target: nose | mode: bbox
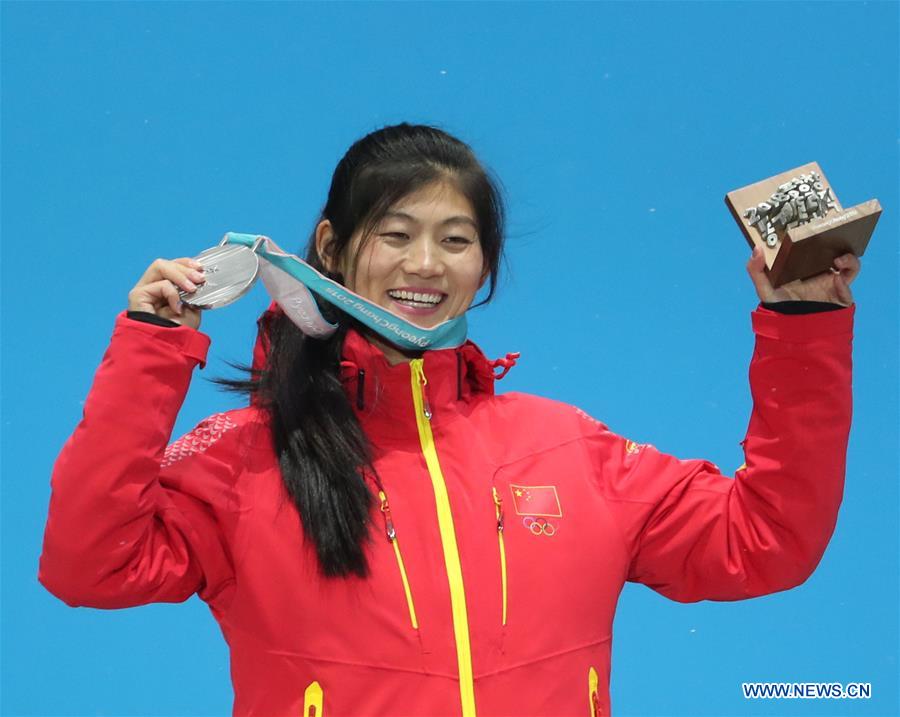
[402,236,444,278]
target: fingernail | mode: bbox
[185,281,197,291]
[191,271,205,281]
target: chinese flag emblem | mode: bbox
[509,484,562,518]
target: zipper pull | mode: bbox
[589,666,601,716]
[411,359,432,420]
[492,486,504,532]
[378,490,396,541]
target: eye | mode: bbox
[381,232,409,241]
[445,236,474,245]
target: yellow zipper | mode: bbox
[492,487,508,626]
[303,680,323,716]
[588,666,600,716]
[410,358,476,717]
[378,489,419,629]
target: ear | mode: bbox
[315,220,338,273]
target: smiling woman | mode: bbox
[38,123,859,717]
[316,180,489,364]
[220,124,508,579]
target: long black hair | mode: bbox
[223,123,506,577]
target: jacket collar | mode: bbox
[339,328,499,444]
[252,303,518,444]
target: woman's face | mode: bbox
[323,181,487,332]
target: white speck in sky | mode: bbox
[439,69,447,75]
[649,208,656,213]
[689,628,696,633]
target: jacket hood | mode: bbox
[251,301,281,376]
[250,302,519,413]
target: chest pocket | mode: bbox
[491,478,568,623]
[490,480,565,629]
[489,446,623,653]
[377,489,419,630]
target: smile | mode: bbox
[387,289,446,307]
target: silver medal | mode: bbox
[180,243,260,309]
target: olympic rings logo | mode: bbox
[522,516,557,537]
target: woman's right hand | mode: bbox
[127,257,206,329]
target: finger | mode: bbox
[833,253,860,285]
[137,258,167,286]
[156,260,203,293]
[161,281,184,315]
[138,258,205,290]
[129,278,184,314]
[173,256,206,273]
[833,272,854,306]
[183,263,206,286]
[746,246,774,302]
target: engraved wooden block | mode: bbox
[725,161,881,287]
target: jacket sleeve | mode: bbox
[602,303,853,602]
[38,313,239,611]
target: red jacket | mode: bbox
[39,304,854,716]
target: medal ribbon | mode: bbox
[223,232,468,350]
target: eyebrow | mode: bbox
[382,211,478,230]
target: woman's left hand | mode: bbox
[746,246,861,306]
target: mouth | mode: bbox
[386,288,447,314]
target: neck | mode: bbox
[364,332,424,366]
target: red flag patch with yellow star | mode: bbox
[509,484,562,518]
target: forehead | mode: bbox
[384,182,476,224]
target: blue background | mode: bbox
[2,2,897,715]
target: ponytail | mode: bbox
[217,312,374,577]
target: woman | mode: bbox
[38,123,860,716]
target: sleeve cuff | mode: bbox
[113,311,211,368]
[126,310,181,328]
[761,300,844,315]
[752,302,855,342]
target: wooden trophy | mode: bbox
[725,162,881,287]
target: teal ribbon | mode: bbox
[224,232,469,350]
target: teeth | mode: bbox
[388,290,443,304]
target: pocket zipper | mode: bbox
[589,666,601,716]
[303,680,323,717]
[492,486,508,626]
[379,489,419,630]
